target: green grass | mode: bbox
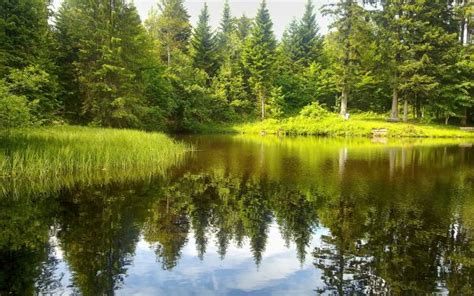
[0,126,189,194]
[208,113,474,138]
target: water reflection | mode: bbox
[0,136,473,295]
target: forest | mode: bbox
[0,0,473,132]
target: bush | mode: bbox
[298,102,330,120]
[6,65,59,123]
[0,81,31,128]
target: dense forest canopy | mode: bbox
[0,0,473,131]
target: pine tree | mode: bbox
[216,0,236,67]
[242,0,277,120]
[0,0,50,74]
[280,20,301,64]
[323,0,373,115]
[398,1,459,120]
[144,0,191,66]
[55,0,158,127]
[372,0,406,120]
[298,0,324,66]
[236,15,253,41]
[277,1,325,112]
[191,3,218,79]
[219,0,234,39]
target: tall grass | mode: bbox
[223,114,474,138]
[0,126,189,196]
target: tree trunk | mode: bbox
[340,87,348,116]
[261,93,265,121]
[391,87,399,120]
[461,107,468,126]
[403,100,408,122]
[445,116,449,125]
[167,46,171,67]
[415,97,422,119]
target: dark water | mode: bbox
[1,135,473,295]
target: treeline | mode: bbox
[0,0,473,131]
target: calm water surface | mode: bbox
[1,135,473,295]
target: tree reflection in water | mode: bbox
[0,137,473,294]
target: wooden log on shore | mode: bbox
[460,127,474,132]
[371,128,388,137]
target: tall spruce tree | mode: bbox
[55,0,158,127]
[298,0,324,66]
[218,0,234,42]
[323,0,372,115]
[216,0,236,66]
[280,20,302,64]
[0,0,50,74]
[191,3,218,79]
[236,15,253,41]
[372,0,406,120]
[242,0,276,120]
[144,0,191,66]
[397,1,459,120]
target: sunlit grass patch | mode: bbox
[0,126,189,193]
[224,115,474,138]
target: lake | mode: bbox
[1,135,473,295]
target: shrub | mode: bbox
[299,102,330,120]
[0,81,31,128]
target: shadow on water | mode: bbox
[0,135,473,295]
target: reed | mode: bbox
[0,126,189,195]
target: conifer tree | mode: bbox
[323,0,372,115]
[55,0,158,127]
[236,15,253,41]
[144,0,191,66]
[298,0,324,65]
[0,0,50,74]
[242,0,277,120]
[218,0,234,41]
[398,1,459,120]
[191,3,218,79]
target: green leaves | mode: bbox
[0,81,31,128]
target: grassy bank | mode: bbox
[0,126,189,187]
[206,114,474,138]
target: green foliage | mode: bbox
[144,0,191,65]
[241,0,277,120]
[5,65,58,123]
[236,15,253,40]
[299,102,330,120]
[266,86,286,119]
[228,115,474,138]
[211,61,251,121]
[280,0,323,66]
[0,81,31,128]
[167,53,214,131]
[0,0,51,74]
[1,0,473,131]
[190,3,218,78]
[323,1,378,115]
[55,0,161,128]
[216,0,236,64]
